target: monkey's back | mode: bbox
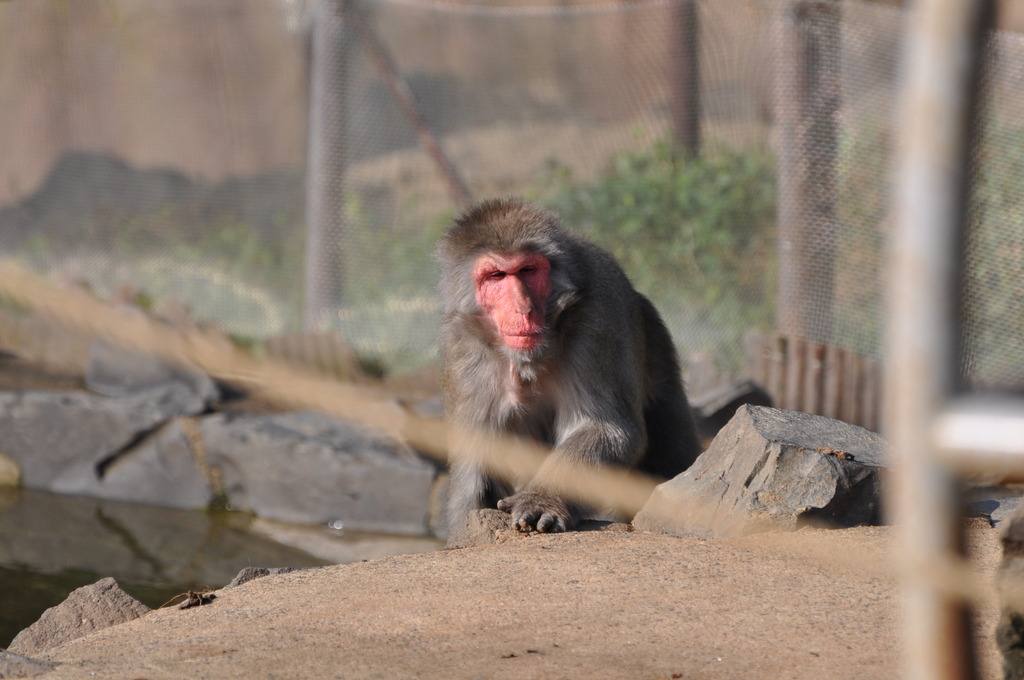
[634,292,702,478]
[561,235,702,479]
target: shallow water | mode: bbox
[0,488,441,647]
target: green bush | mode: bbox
[341,192,452,304]
[537,140,777,369]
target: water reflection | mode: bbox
[0,488,441,647]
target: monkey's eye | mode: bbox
[519,266,536,274]
[489,271,507,279]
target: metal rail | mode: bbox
[888,0,1002,678]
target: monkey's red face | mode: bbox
[473,252,552,351]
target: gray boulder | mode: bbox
[692,379,773,445]
[634,405,886,538]
[969,495,1022,528]
[200,411,438,535]
[7,577,150,657]
[92,419,215,510]
[0,386,208,493]
[85,337,218,404]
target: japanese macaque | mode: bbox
[438,197,701,534]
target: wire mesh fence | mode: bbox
[0,0,1020,392]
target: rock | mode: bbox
[998,502,1024,678]
[692,379,773,446]
[968,495,1022,528]
[200,411,439,535]
[86,337,218,404]
[225,566,301,589]
[0,649,54,678]
[0,387,209,493]
[6,577,150,657]
[446,508,516,549]
[93,419,215,510]
[634,405,886,538]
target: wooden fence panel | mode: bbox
[262,331,361,381]
[822,343,842,419]
[742,329,884,432]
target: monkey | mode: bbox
[438,197,701,535]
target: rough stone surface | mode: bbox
[6,577,150,657]
[634,405,886,538]
[200,411,438,535]
[0,387,208,493]
[0,650,54,678]
[91,419,214,510]
[85,337,218,404]
[692,379,773,445]
[446,508,517,548]
[969,495,1022,528]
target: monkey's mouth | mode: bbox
[502,333,543,351]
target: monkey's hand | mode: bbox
[497,490,578,533]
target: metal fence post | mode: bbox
[303,0,350,331]
[775,0,840,343]
[888,0,993,677]
[669,0,701,158]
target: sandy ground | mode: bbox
[23,520,1003,680]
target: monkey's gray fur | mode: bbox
[438,197,701,535]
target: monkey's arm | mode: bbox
[498,349,648,532]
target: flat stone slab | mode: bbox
[92,418,214,510]
[200,411,439,535]
[634,405,886,538]
[0,386,208,493]
[85,337,218,404]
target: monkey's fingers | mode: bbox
[497,493,571,533]
[535,512,567,533]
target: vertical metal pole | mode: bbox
[888,0,991,678]
[304,0,349,331]
[775,0,839,342]
[669,0,701,158]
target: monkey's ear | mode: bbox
[551,288,581,316]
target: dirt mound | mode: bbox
[25,523,1002,680]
